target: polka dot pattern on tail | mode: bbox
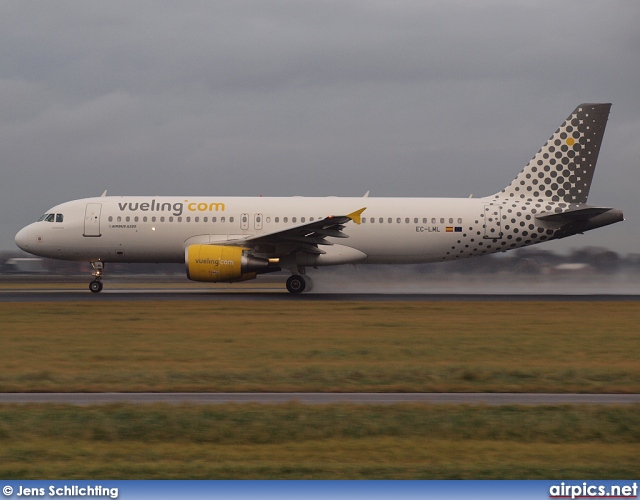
[494,104,611,204]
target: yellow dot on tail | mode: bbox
[566,137,575,146]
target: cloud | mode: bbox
[1,0,638,253]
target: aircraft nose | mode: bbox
[15,226,32,252]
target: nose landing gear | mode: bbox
[89,261,104,293]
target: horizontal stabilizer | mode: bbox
[535,206,613,224]
[536,206,623,237]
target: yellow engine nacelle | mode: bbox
[185,245,278,283]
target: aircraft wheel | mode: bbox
[286,275,306,294]
[89,280,103,293]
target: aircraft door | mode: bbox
[240,213,249,230]
[483,205,502,239]
[254,213,263,230]
[84,203,102,237]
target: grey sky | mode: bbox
[2,1,638,254]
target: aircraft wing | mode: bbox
[226,207,366,256]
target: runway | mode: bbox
[2,289,640,302]
[0,393,638,405]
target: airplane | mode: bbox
[15,103,623,294]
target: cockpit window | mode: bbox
[38,213,63,222]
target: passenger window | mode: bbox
[221,217,225,223]
[432,218,436,224]
[309,217,314,222]
[379,217,383,223]
[405,218,409,224]
[449,218,454,224]
[230,217,234,223]
[186,217,191,222]
[292,217,297,223]
[152,217,156,222]
[117,216,122,222]
[143,216,147,222]
[203,217,207,222]
[56,214,64,223]
[423,218,427,224]
[362,217,366,223]
[125,216,130,222]
[301,217,305,223]
[275,217,280,223]
[134,216,139,222]
[169,217,174,222]
[108,216,113,222]
[177,217,182,222]
[388,218,392,224]
[440,218,445,224]
[457,218,462,224]
[160,217,165,222]
[370,218,374,224]
[284,217,288,223]
[195,217,199,222]
[397,218,401,224]
[414,218,418,223]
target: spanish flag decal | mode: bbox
[446,227,453,232]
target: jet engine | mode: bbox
[185,245,279,282]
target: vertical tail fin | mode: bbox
[493,103,611,205]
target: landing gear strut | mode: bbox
[89,261,104,293]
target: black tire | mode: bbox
[89,280,103,293]
[286,275,306,294]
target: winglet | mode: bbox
[347,207,366,225]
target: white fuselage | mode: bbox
[15,195,518,265]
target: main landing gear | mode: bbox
[286,271,313,294]
[89,261,104,293]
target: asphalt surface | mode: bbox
[0,393,638,405]
[2,289,640,302]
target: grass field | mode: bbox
[1,403,638,479]
[0,301,638,392]
[1,299,639,479]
